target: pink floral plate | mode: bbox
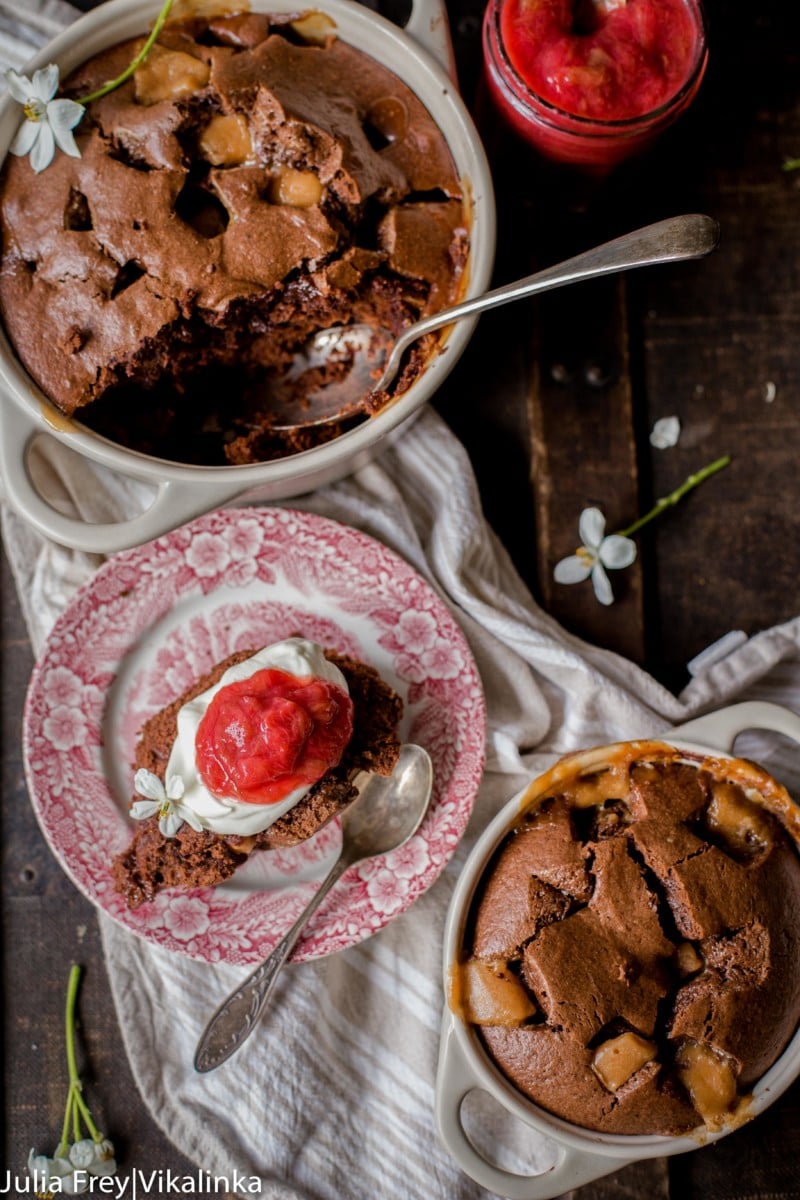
[23,507,486,965]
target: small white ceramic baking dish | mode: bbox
[436,701,800,1199]
[0,0,495,553]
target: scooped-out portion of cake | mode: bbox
[0,10,469,464]
[113,637,403,909]
[451,743,800,1135]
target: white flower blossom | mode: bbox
[650,415,681,449]
[28,1148,66,1197]
[5,65,84,173]
[67,1141,96,1170]
[72,1138,117,1178]
[131,768,203,838]
[28,1147,80,1195]
[29,1138,118,1195]
[553,506,637,606]
[90,1138,117,1172]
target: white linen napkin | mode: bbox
[6,410,800,1200]
[4,8,800,1198]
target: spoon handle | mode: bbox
[194,855,349,1073]
[379,213,719,389]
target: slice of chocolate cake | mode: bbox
[113,638,402,908]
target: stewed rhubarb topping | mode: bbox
[195,667,354,806]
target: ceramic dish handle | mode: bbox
[405,0,457,79]
[435,1018,634,1200]
[668,701,800,754]
[0,410,243,554]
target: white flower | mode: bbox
[553,507,637,606]
[29,1139,118,1196]
[70,1138,117,1178]
[130,768,203,838]
[90,1138,117,1171]
[650,415,681,449]
[69,1139,116,1175]
[6,65,84,173]
[28,1148,62,1196]
[68,1141,96,1170]
[28,1147,81,1195]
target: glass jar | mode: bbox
[481,0,709,172]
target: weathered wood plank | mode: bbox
[528,274,645,663]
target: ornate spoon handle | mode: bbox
[194,855,349,1073]
[377,214,719,391]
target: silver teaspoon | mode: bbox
[267,212,720,430]
[194,742,434,1072]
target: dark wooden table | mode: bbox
[4,0,800,1196]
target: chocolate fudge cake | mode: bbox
[0,10,469,463]
[113,637,402,908]
[452,743,800,1135]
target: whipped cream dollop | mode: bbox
[166,637,349,836]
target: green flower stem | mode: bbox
[56,1088,75,1159]
[79,0,175,104]
[62,964,103,1146]
[71,1081,101,1141]
[616,455,731,538]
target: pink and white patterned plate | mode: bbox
[23,508,486,965]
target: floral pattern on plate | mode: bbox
[23,508,486,965]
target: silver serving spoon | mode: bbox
[268,213,719,431]
[194,742,434,1073]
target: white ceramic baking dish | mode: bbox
[0,0,495,553]
[436,701,800,1199]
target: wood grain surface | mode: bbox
[4,0,800,1196]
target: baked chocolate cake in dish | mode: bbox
[0,9,469,464]
[113,636,403,908]
[452,743,800,1135]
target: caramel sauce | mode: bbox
[515,739,800,834]
[674,1041,738,1129]
[447,962,464,1020]
[572,764,631,808]
[701,753,800,840]
[707,779,774,857]
[518,740,680,815]
[39,398,75,433]
[432,176,474,361]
